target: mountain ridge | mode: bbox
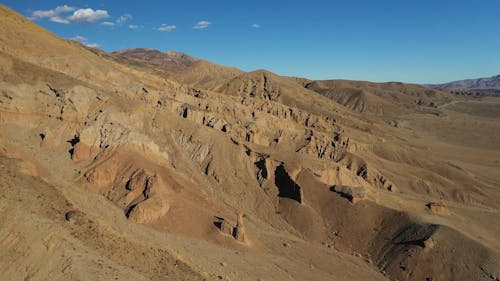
[429,74,500,92]
[113,48,199,68]
[1,3,500,281]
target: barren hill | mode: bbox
[0,3,499,281]
[305,80,454,116]
[174,59,244,89]
[111,50,244,90]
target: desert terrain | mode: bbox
[0,4,499,281]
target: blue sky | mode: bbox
[3,0,500,83]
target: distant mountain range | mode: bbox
[111,48,454,116]
[429,74,500,93]
[113,48,198,68]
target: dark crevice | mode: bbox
[203,159,212,175]
[143,177,152,199]
[213,220,223,229]
[329,185,354,202]
[47,84,64,98]
[125,179,132,191]
[180,105,188,118]
[125,204,137,218]
[356,164,368,180]
[244,145,252,156]
[255,159,268,179]
[254,158,268,187]
[67,135,80,157]
[67,135,80,146]
[245,131,252,142]
[274,164,302,203]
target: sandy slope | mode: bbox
[0,4,499,281]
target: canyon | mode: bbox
[0,4,499,281]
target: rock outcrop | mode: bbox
[215,212,247,243]
[233,212,246,242]
[426,202,451,216]
[330,185,366,204]
[1,4,499,281]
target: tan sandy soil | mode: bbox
[0,4,499,281]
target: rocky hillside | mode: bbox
[115,51,455,117]
[1,4,499,281]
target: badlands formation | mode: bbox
[1,4,500,281]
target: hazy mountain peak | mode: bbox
[430,74,500,93]
[112,48,198,67]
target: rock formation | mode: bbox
[426,202,451,216]
[331,185,366,204]
[215,212,247,243]
[0,4,499,281]
[233,212,246,242]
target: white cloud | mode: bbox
[85,43,100,48]
[50,16,70,24]
[70,35,87,43]
[193,20,211,29]
[30,5,110,25]
[66,8,110,23]
[158,24,176,32]
[128,24,143,30]
[251,23,261,28]
[30,5,75,20]
[116,14,132,24]
[69,35,100,48]
[101,21,115,26]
